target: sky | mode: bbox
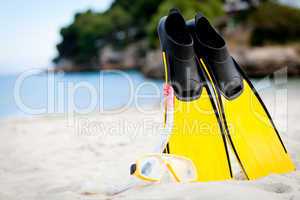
[283,0,300,8]
[0,0,299,74]
[0,0,113,74]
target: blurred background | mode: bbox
[1,0,300,118]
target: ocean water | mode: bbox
[0,69,299,121]
[0,70,164,118]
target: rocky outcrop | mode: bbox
[99,41,164,79]
[141,45,300,79]
[51,59,93,73]
[53,43,300,78]
[142,50,164,79]
[233,46,300,77]
[99,41,146,70]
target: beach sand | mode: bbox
[0,84,300,199]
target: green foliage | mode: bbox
[57,10,108,65]
[55,0,163,65]
[111,0,161,27]
[250,1,300,45]
[147,0,224,48]
[55,7,132,65]
[54,0,224,65]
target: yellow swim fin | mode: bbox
[158,9,232,181]
[188,13,295,180]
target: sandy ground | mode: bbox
[0,82,300,199]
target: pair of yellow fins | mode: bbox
[158,9,295,181]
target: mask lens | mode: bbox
[139,156,164,180]
[163,155,197,182]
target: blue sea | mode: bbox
[0,70,164,118]
[1,69,299,119]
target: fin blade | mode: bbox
[168,88,232,181]
[223,80,295,179]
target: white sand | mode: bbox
[0,82,300,199]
